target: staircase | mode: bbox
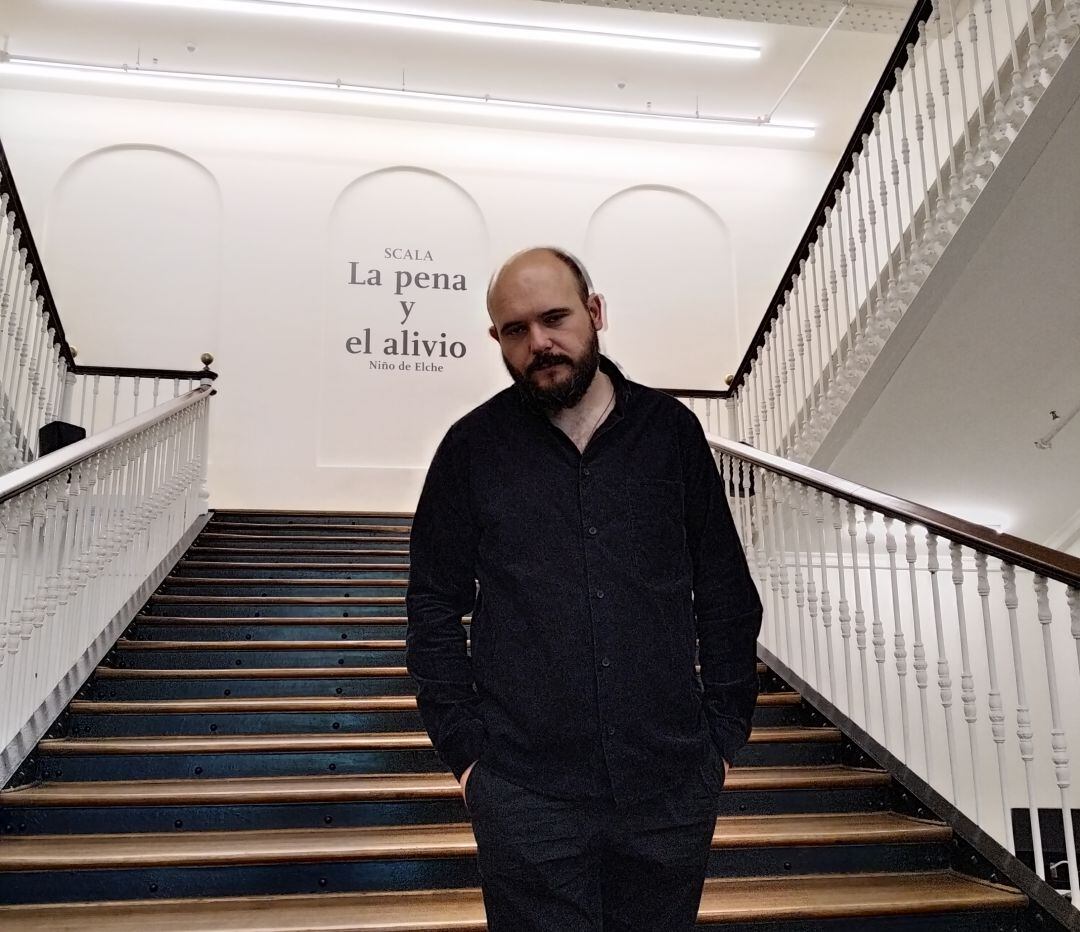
[0,510,1053,928]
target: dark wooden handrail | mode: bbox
[709,434,1080,589]
[727,0,935,395]
[0,135,215,384]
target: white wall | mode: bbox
[0,86,836,509]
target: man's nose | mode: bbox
[528,324,553,354]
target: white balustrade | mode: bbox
[711,434,1080,906]
[0,386,213,783]
[730,0,1080,463]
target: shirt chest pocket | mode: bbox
[627,478,689,589]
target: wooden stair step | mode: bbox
[163,578,409,587]
[97,663,766,679]
[134,615,414,625]
[0,871,1028,929]
[0,813,951,871]
[210,522,411,533]
[115,639,408,651]
[37,727,839,756]
[69,693,800,715]
[178,562,412,571]
[187,546,410,552]
[0,766,890,809]
[199,533,411,543]
[94,666,412,680]
[147,596,406,605]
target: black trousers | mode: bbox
[465,744,725,932]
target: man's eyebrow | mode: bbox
[498,308,573,335]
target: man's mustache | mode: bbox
[528,356,572,375]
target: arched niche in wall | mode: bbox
[584,186,737,389]
[45,145,222,368]
[320,166,492,471]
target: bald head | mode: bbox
[487,247,591,321]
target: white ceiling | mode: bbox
[0,0,906,151]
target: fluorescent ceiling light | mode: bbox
[91,0,760,59]
[0,56,814,139]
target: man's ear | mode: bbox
[488,325,499,342]
[588,293,606,330]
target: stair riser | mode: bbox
[210,514,414,527]
[0,842,951,905]
[186,551,410,564]
[66,704,804,738]
[0,786,894,838]
[68,710,427,737]
[126,623,413,640]
[82,677,418,700]
[141,603,407,618]
[195,538,410,550]
[155,585,408,597]
[86,671,781,700]
[0,787,895,837]
[170,567,411,579]
[109,648,408,668]
[38,742,841,782]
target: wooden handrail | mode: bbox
[0,386,212,506]
[709,433,1080,588]
[727,0,935,395]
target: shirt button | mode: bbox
[595,589,605,599]
[583,468,591,477]
[601,657,610,668]
[588,526,598,536]
[607,726,616,736]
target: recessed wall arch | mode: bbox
[584,184,738,388]
[46,144,222,368]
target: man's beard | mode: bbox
[504,328,601,414]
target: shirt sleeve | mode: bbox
[405,423,487,780]
[679,409,763,766]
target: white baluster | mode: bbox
[884,517,912,762]
[1033,574,1080,901]
[789,483,809,673]
[865,510,890,744]
[833,497,854,715]
[950,542,981,823]
[815,490,836,700]
[801,485,822,689]
[905,524,933,780]
[847,502,872,728]
[975,552,1014,854]
[927,533,960,803]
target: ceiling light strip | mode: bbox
[0,56,814,138]
[95,0,760,59]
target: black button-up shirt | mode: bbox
[405,353,763,806]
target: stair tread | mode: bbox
[200,533,411,542]
[0,765,890,807]
[147,596,407,604]
[96,663,770,678]
[94,666,412,679]
[115,639,408,650]
[178,563,412,570]
[0,871,1028,929]
[37,726,840,755]
[163,578,409,587]
[134,615,414,625]
[210,523,411,533]
[0,813,951,870]
[69,692,801,714]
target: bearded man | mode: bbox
[405,246,762,931]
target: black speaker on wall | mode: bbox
[38,420,87,457]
